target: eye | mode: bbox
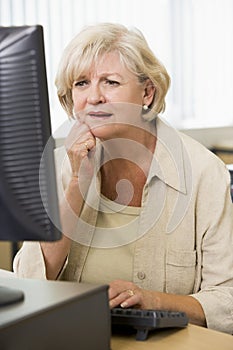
[105,79,120,86]
[73,80,88,87]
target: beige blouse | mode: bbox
[80,196,140,284]
[14,117,233,335]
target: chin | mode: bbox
[89,124,114,139]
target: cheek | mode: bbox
[72,90,86,111]
[131,87,145,103]
[119,86,144,104]
[71,92,86,122]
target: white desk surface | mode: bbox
[111,323,233,350]
[0,269,15,278]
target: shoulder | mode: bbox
[179,131,228,172]
[156,117,230,184]
[177,131,231,199]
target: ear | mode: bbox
[142,79,156,106]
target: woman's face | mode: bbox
[71,52,154,139]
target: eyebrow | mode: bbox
[75,72,123,80]
[100,72,122,77]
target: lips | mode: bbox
[88,111,113,118]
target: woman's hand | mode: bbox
[108,279,156,309]
[65,121,96,181]
[108,279,206,327]
[60,121,96,241]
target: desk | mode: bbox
[0,276,110,350]
[1,271,232,350]
[111,324,233,350]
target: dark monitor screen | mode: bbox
[0,25,61,242]
[0,25,61,304]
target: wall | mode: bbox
[181,126,233,150]
[0,242,13,271]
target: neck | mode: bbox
[100,132,156,206]
[101,132,156,172]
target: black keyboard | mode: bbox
[111,307,189,341]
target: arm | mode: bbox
[40,122,96,280]
[40,174,91,279]
[14,121,95,280]
[108,280,206,327]
[13,178,81,280]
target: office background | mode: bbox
[1,0,233,269]
[1,0,233,132]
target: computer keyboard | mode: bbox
[111,307,189,341]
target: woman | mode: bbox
[14,23,233,334]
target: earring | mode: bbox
[143,104,148,111]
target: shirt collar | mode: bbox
[149,117,187,194]
[94,117,188,194]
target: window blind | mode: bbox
[1,0,233,132]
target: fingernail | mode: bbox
[120,302,127,308]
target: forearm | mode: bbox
[153,291,206,327]
[41,178,84,280]
[40,235,71,280]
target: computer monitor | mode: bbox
[0,25,61,305]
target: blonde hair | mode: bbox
[55,22,170,119]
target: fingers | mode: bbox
[65,121,95,151]
[110,290,139,309]
[64,121,96,178]
[67,139,95,177]
[109,280,141,309]
[83,138,95,152]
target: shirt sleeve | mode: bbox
[13,242,47,279]
[13,146,69,280]
[13,242,68,280]
[190,159,233,334]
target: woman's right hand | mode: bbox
[59,121,96,241]
[65,121,96,183]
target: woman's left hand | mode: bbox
[108,279,156,309]
[108,279,207,327]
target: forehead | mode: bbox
[75,51,132,78]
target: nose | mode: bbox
[87,84,105,105]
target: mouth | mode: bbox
[88,111,113,119]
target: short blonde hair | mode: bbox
[55,22,170,118]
